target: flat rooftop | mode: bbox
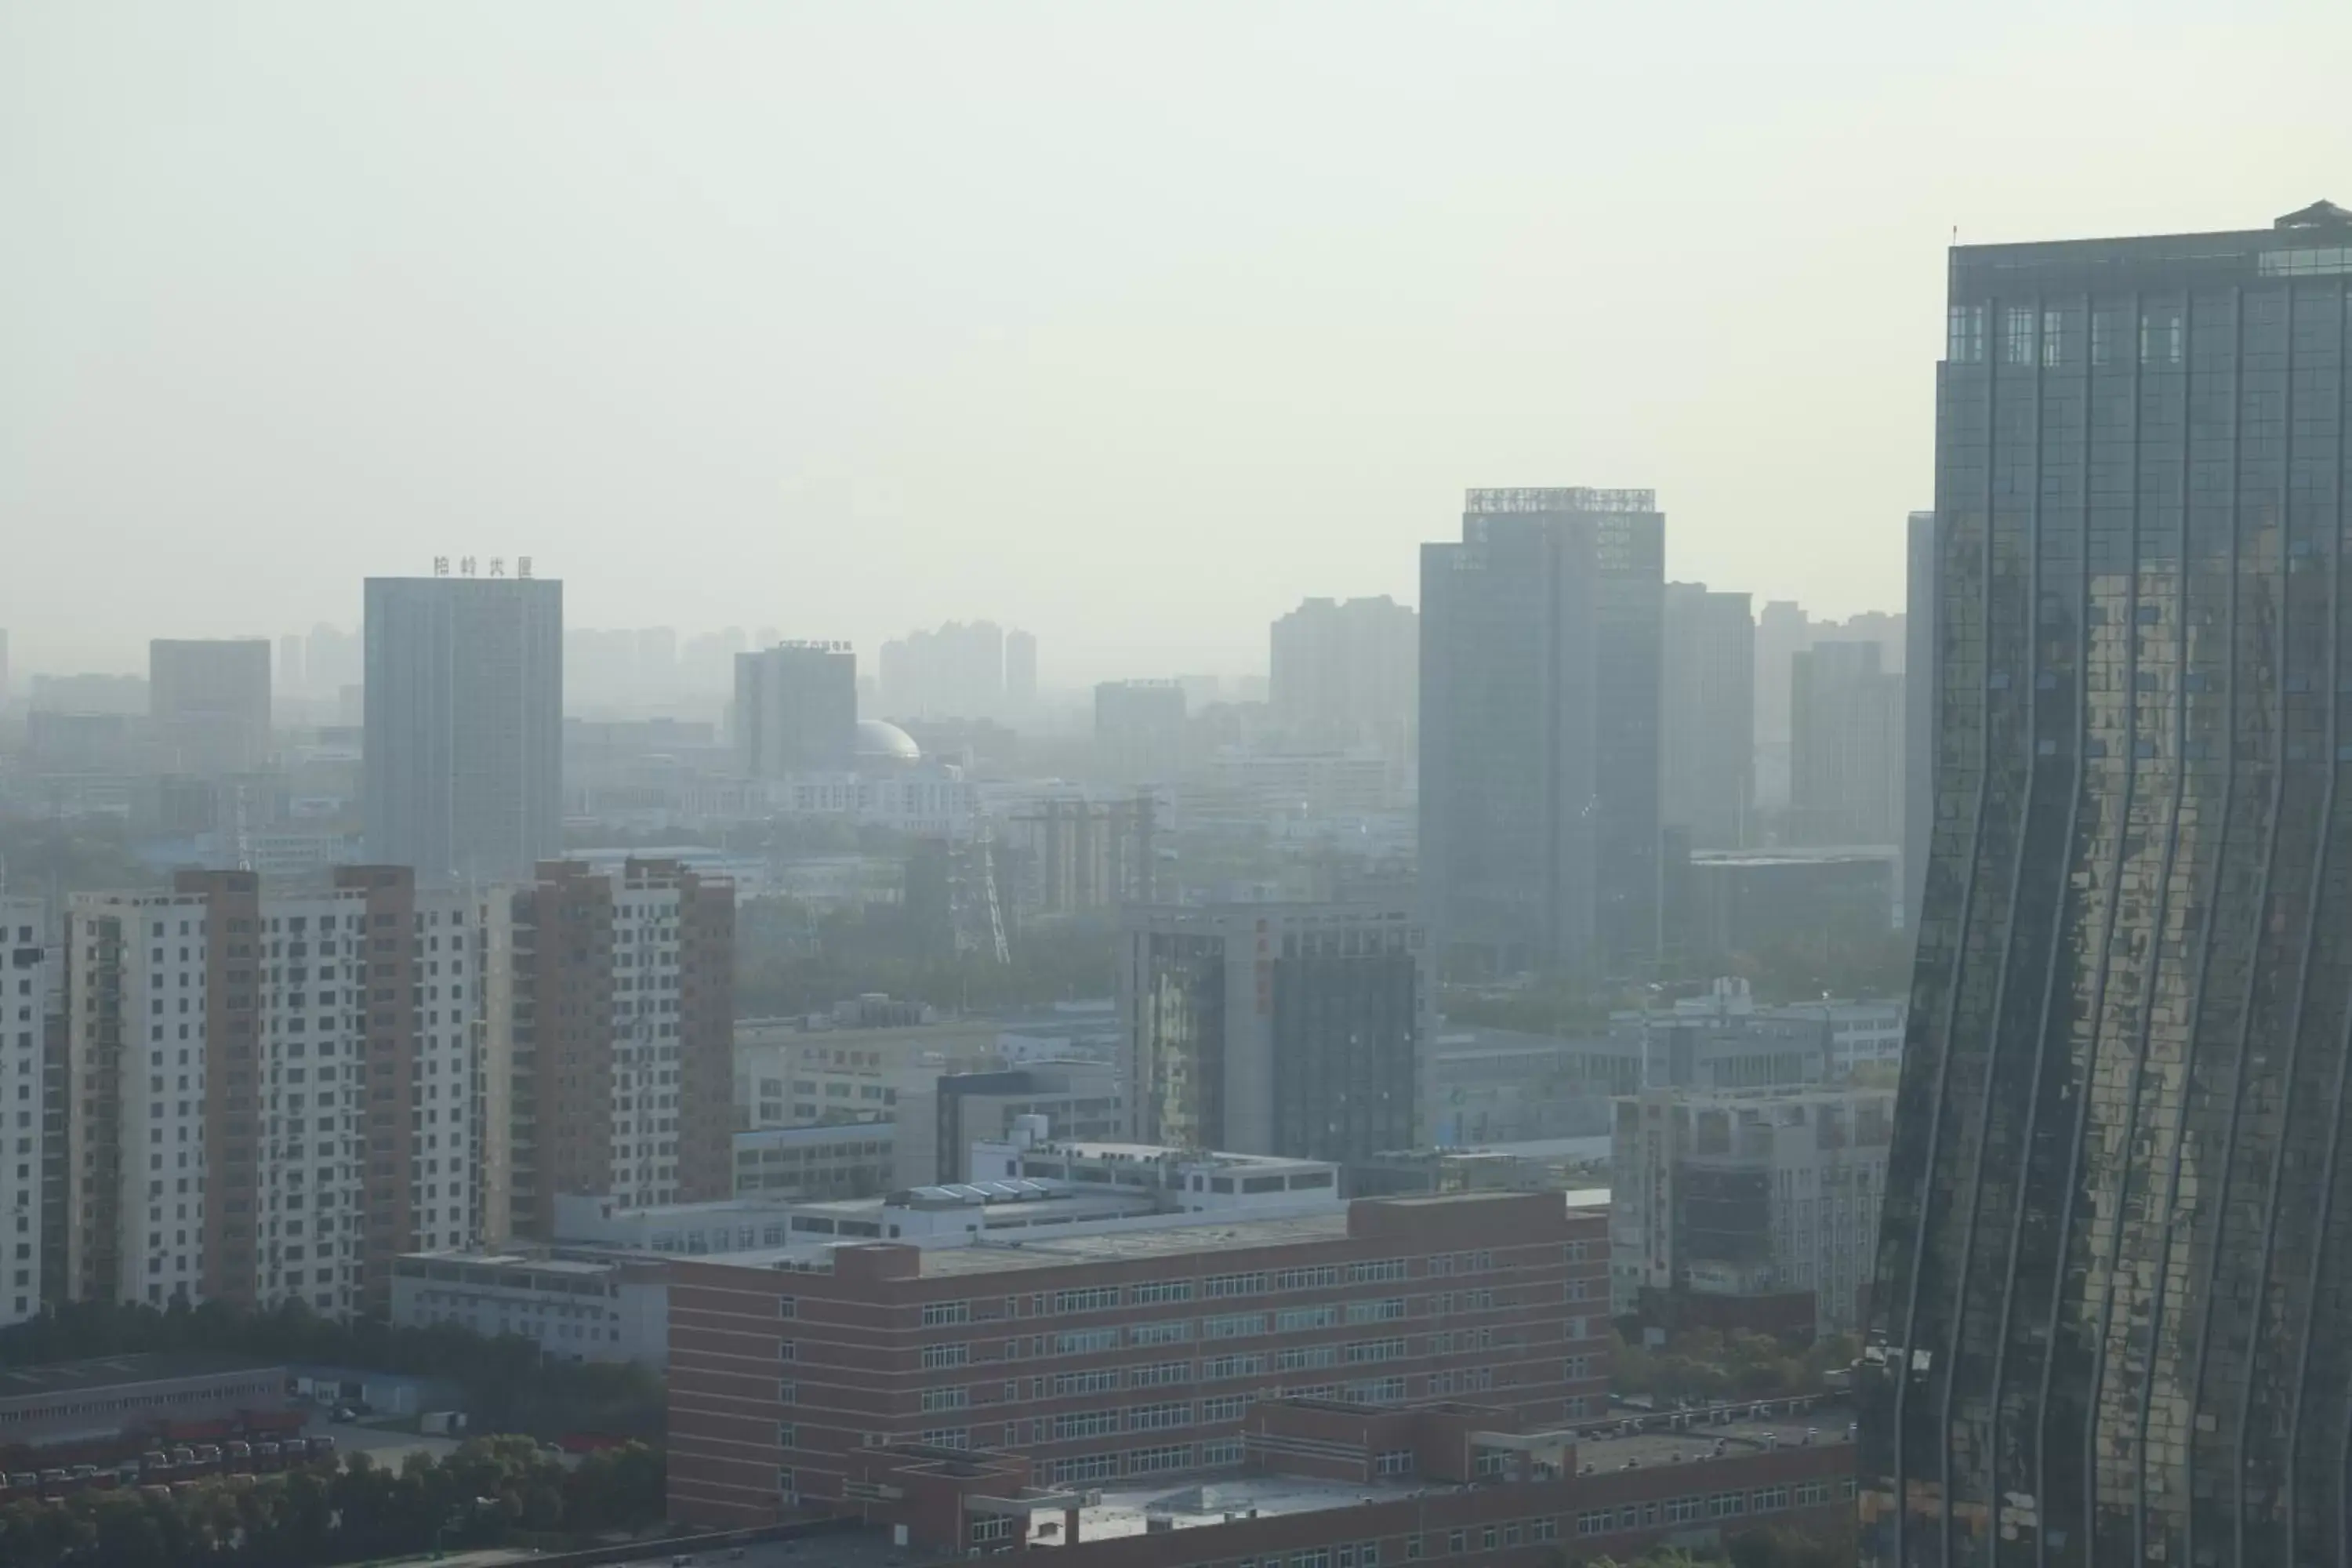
[919,1211,1355,1277]
[1576,1401,1859,1471]
[1024,1141,1330,1171]
[0,1352,283,1399]
[1031,1472,1458,1547]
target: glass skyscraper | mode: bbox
[1861,201,2352,1566]
[1418,487,1664,975]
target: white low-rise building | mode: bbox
[1610,1083,1893,1336]
[390,1252,669,1365]
[394,1123,1348,1366]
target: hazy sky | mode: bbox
[4,3,2346,684]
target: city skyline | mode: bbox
[12,5,2352,1558]
[11,9,2343,678]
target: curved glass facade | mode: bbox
[1860,206,2352,1566]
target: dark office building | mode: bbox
[1860,200,2352,1566]
[1419,488,1664,974]
[1903,510,1940,931]
[733,641,856,776]
[363,572,562,883]
[1120,903,1426,1165]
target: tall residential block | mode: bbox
[732,641,857,778]
[1120,903,1426,1166]
[1269,595,1419,746]
[481,858,735,1244]
[1660,583,1756,848]
[149,638,272,775]
[1903,510,1940,930]
[1789,641,1904,846]
[1860,199,2352,1566]
[64,868,476,1316]
[1419,487,1664,973]
[1,898,49,1327]
[363,574,561,883]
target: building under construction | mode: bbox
[1002,789,1158,918]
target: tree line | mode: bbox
[737,897,1116,1018]
[0,1299,664,1440]
[0,1435,662,1568]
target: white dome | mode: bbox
[855,719,922,762]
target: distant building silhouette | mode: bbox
[1660,583,1755,848]
[733,641,857,777]
[1269,594,1417,748]
[149,637,271,775]
[1789,641,1903,845]
[1902,509,1939,930]
[1004,627,1038,707]
[1092,679,1186,786]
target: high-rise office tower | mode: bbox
[1903,510,1940,930]
[1419,487,1664,974]
[1660,583,1755,848]
[150,638,272,775]
[1004,628,1038,709]
[1093,679,1187,786]
[64,867,477,1316]
[1860,200,2352,1566]
[732,641,856,777]
[1789,641,1904,846]
[479,858,734,1244]
[363,575,562,884]
[1120,902,1425,1165]
[0,897,49,1327]
[1269,594,1419,747]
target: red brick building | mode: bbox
[667,1190,1611,1526]
[822,1392,1857,1565]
